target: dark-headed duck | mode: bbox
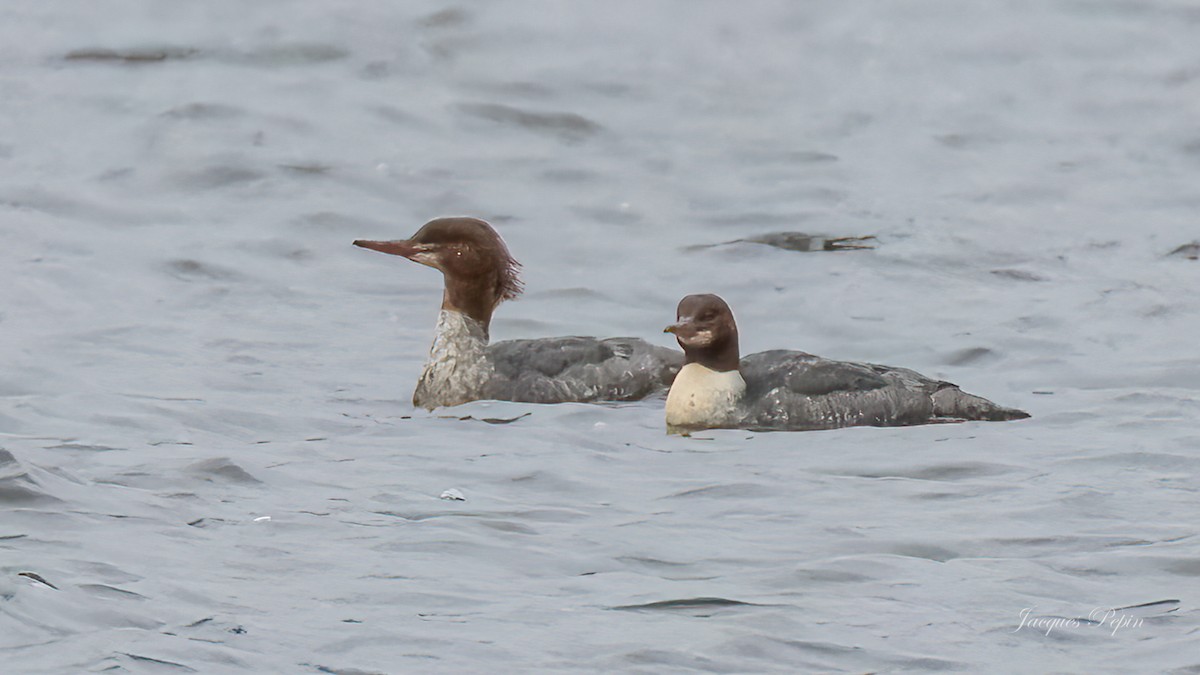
[664,294,1029,433]
[355,217,682,409]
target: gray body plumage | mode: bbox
[414,310,682,410]
[733,349,1028,431]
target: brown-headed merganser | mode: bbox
[354,217,682,409]
[663,294,1029,433]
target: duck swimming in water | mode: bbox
[663,294,1029,433]
[354,217,682,409]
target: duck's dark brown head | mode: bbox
[664,293,740,372]
[354,217,523,326]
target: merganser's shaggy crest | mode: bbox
[664,294,1029,433]
[354,217,682,409]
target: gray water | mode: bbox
[2,1,1199,672]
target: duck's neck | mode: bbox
[412,310,494,409]
[665,362,747,434]
[442,278,499,328]
[682,336,740,372]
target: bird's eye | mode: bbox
[455,250,463,257]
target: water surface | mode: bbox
[2,1,1198,672]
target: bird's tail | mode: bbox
[931,384,1030,422]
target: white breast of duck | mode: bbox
[665,362,746,433]
[414,310,494,409]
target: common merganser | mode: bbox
[354,217,682,409]
[663,294,1029,433]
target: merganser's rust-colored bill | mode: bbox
[352,239,428,258]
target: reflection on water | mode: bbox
[684,231,876,253]
[1167,241,1199,260]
